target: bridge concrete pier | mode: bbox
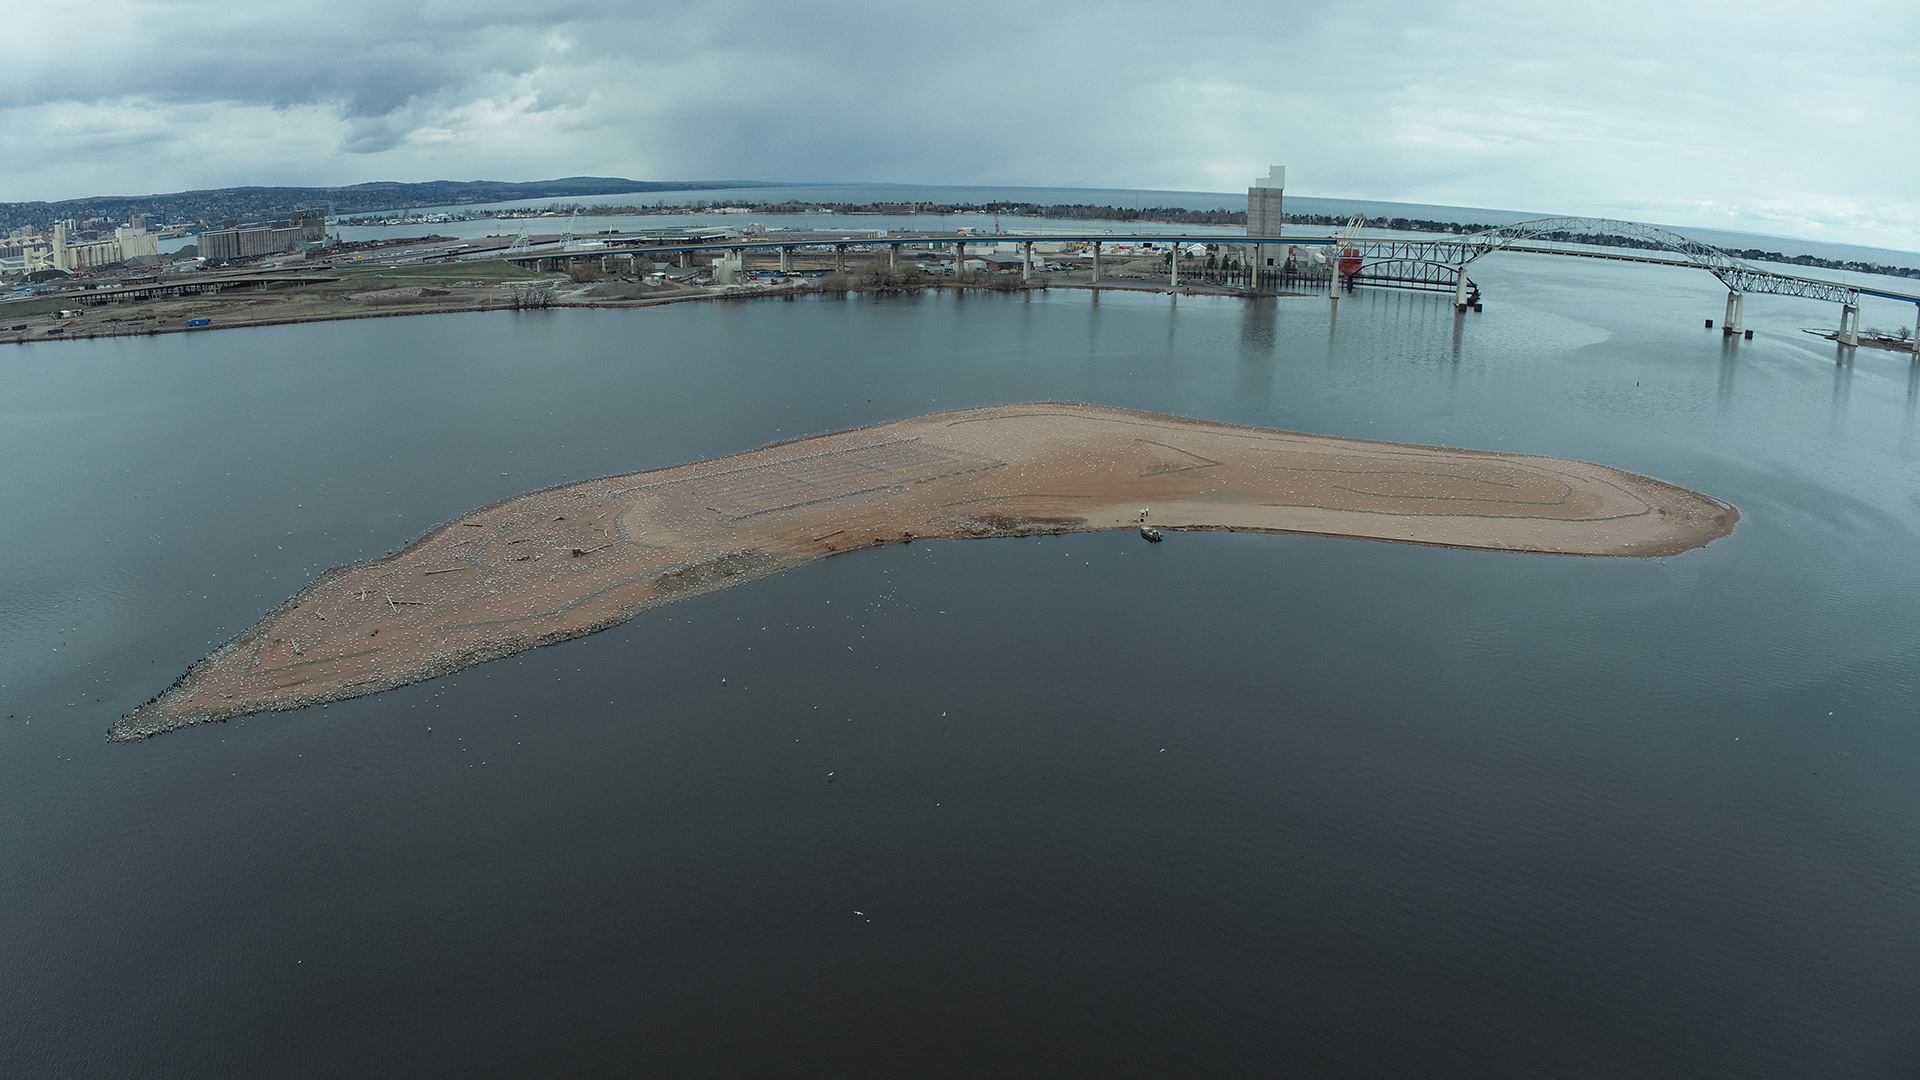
[1454,269,1471,310]
[1722,291,1745,336]
[834,246,845,275]
[1838,302,1861,347]
[1091,243,1102,284]
[954,242,966,283]
[1169,244,1179,290]
[779,247,791,274]
[1022,241,1033,282]
[889,243,898,271]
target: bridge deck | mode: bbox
[498,228,1920,306]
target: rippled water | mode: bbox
[3,257,1918,1076]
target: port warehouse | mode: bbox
[198,209,328,262]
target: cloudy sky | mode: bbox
[5,0,1917,249]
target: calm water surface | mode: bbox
[3,257,1918,1076]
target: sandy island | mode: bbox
[113,403,1736,740]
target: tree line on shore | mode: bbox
[0,179,761,233]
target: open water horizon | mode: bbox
[3,254,1918,1075]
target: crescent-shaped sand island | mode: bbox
[114,403,1736,740]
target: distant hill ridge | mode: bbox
[0,177,766,231]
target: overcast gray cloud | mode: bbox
[4,0,1917,248]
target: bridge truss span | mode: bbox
[1334,237,1485,304]
[1715,266,1858,304]
[1347,256,1479,302]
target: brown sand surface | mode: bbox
[113,403,1737,741]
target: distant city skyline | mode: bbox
[4,1,1917,251]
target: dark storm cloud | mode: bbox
[2,1,1917,248]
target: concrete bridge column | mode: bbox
[889,243,898,271]
[954,241,965,283]
[1839,302,1861,347]
[1454,267,1471,310]
[1091,242,1102,284]
[779,247,792,273]
[834,246,845,274]
[1022,241,1033,282]
[1169,243,1179,290]
[679,250,691,268]
[1722,291,1744,335]
[1914,303,1919,356]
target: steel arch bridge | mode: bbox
[1465,217,1862,304]
[1345,217,1868,307]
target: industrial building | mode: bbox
[53,223,162,271]
[710,251,744,284]
[1246,165,1285,267]
[0,234,51,274]
[198,208,328,262]
[0,224,162,274]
